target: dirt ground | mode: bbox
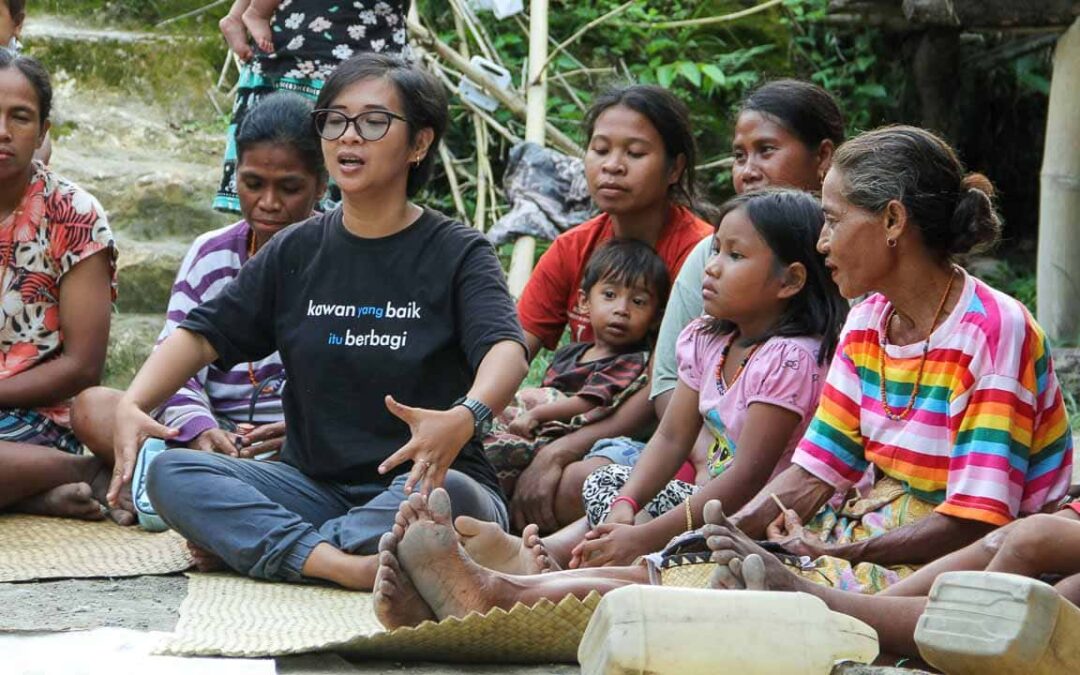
[0,573,931,674]
[0,574,579,674]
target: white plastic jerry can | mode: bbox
[915,571,1080,675]
[578,585,879,675]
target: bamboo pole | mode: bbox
[1037,17,1080,342]
[407,16,582,156]
[633,0,784,29]
[506,0,549,298]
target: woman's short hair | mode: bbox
[832,125,1001,258]
[315,53,448,198]
[584,84,698,207]
[738,79,845,150]
[237,92,325,179]
[0,50,51,124]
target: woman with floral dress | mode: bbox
[0,52,119,522]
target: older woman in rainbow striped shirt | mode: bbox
[715,125,1073,593]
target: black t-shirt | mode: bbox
[181,208,524,498]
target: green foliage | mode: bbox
[417,0,906,209]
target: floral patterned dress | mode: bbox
[0,162,116,453]
[214,1,409,213]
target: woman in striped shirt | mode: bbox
[719,125,1073,593]
[72,92,326,525]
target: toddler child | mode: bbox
[570,189,849,567]
[485,239,669,494]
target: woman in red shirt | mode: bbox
[508,85,712,532]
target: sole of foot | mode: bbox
[373,530,436,629]
[241,8,275,54]
[456,516,557,575]
[398,489,505,621]
[218,14,253,61]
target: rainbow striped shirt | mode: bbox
[793,272,1073,526]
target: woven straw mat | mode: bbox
[0,514,193,582]
[159,572,601,662]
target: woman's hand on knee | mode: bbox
[108,399,179,508]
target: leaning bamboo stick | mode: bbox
[407,16,582,156]
[439,143,470,225]
[634,0,784,29]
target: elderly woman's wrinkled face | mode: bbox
[817,167,891,299]
[0,67,47,185]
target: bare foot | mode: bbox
[701,499,807,593]
[456,516,559,575]
[397,489,515,621]
[15,482,105,520]
[374,530,436,629]
[218,13,254,61]
[708,550,769,590]
[241,6,275,54]
[187,541,227,572]
[87,462,135,526]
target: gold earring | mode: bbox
[413,155,422,167]
[886,237,897,248]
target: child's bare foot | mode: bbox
[522,523,558,573]
[397,489,516,621]
[16,482,105,520]
[701,499,806,593]
[241,6,275,54]
[187,541,226,572]
[374,530,436,629]
[456,516,559,575]
[219,13,254,61]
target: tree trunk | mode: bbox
[912,29,961,139]
[1037,17,1080,343]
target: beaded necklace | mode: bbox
[715,333,761,393]
[877,268,958,421]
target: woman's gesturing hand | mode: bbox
[379,395,473,495]
[107,399,179,508]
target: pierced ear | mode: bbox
[777,262,807,300]
[411,128,436,163]
[883,199,908,243]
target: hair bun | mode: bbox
[961,172,995,199]
[949,172,1001,256]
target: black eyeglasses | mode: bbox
[311,109,408,142]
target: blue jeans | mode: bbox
[146,449,507,582]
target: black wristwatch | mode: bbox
[453,396,493,441]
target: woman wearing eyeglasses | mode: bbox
[107,53,528,590]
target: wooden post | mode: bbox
[1037,17,1080,343]
[507,0,549,298]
